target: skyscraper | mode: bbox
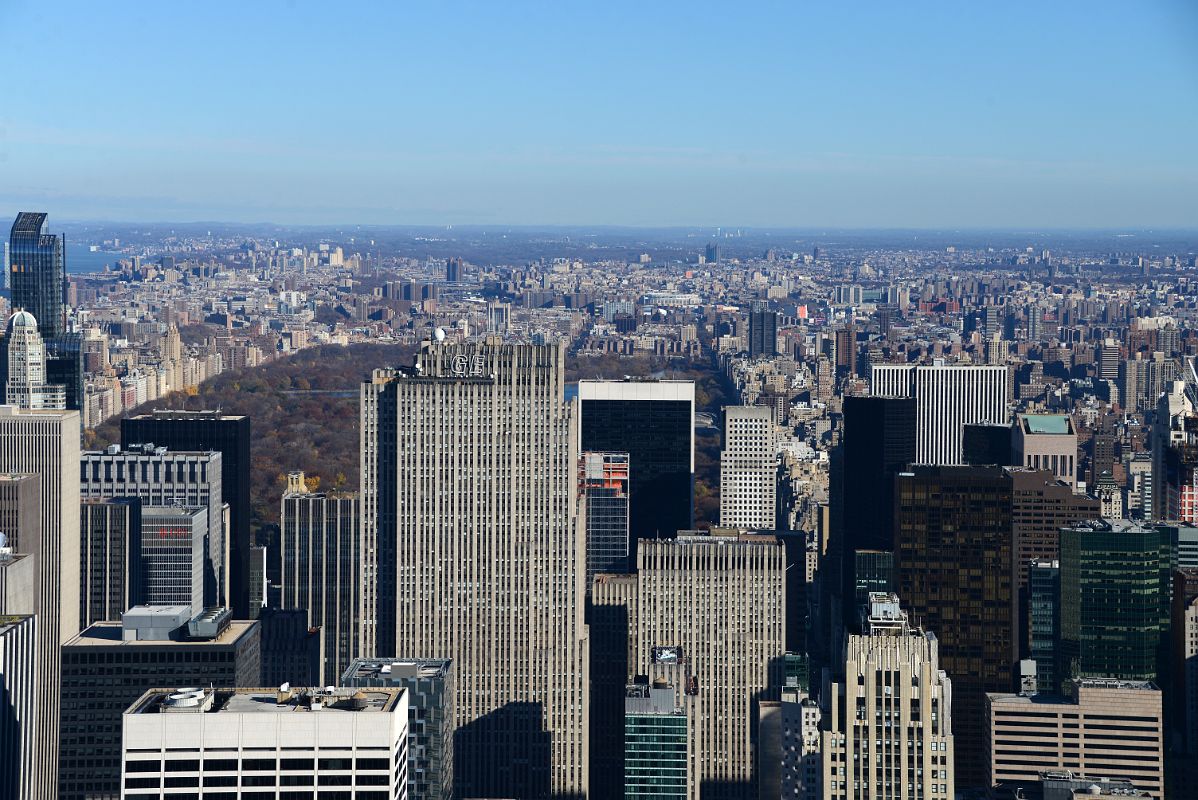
[821,593,955,800]
[0,613,38,800]
[79,497,142,628]
[719,405,776,530]
[869,363,1009,465]
[837,395,916,624]
[578,379,695,545]
[4,311,65,409]
[748,301,778,358]
[342,658,456,800]
[1059,519,1170,684]
[1027,559,1061,692]
[361,339,588,798]
[121,410,251,616]
[580,451,631,589]
[0,405,80,800]
[140,506,206,617]
[894,465,1015,788]
[624,678,692,800]
[1012,413,1078,488]
[280,470,360,683]
[81,443,223,608]
[594,531,786,799]
[8,212,65,339]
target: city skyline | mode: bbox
[1,2,1196,227]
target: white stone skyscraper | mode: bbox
[869,362,1008,465]
[719,405,776,530]
[4,310,65,410]
[821,593,955,800]
[0,405,80,800]
[360,338,588,798]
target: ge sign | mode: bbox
[450,354,487,377]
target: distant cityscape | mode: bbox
[3,209,1198,800]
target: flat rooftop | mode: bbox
[64,619,255,648]
[1020,414,1074,435]
[342,658,451,683]
[129,687,404,715]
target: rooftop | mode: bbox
[342,657,452,684]
[65,618,255,648]
[1020,413,1074,435]
[128,686,404,716]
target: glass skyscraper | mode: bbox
[581,451,631,589]
[624,681,689,799]
[8,212,65,339]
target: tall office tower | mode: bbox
[1010,469,1099,588]
[140,506,206,617]
[1172,568,1198,757]
[248,544,266,617]
[985,678,1164,799]
[280,470,360,684]
[0,473,40,564]
[79,497,142,627]
[1027,560,1061,692]
[0,406,79,800]
[719,405,776,530]
[4,311,65,409]
[1059,520,1170,684]
[869,363,1009,465]
[588,573,638,798]
[0,613,38,800]
[594,531,786,799]
[1012,413,1077,487]
[580,451,631,588]
[122,410,251,616]
[1027,305,1043,340]
[1159,522,1198,568]
[821,594,955,800]
[361,340,588,798]
[776,685,821,800]
[747,301,778,359]
[446,255,463,282]
[894,465,1014,788]
[985,331,1005,365]
[1098,338,1121,381]
[8,212,65,339]
[120,686,409,799]
[81,443,224,607]
[704,241,721,264]
[962,423,1013,466]
[852,549,894,612]
[833,322,855,376]
[578,379,695,545]
[0,545,37,614]
[1088,429,1116,487]
[58,606,261,800]
[838,395,916,624]
[343,658,456,800]
[624,678,692,800]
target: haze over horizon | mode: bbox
[2,1,1196,227]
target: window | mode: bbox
[204,776,238,787]
[281,758,314,770]
[243,759,277,771]
[164,760,200,772]
[125,777,159,789]
[203,759,238,772]
[126,760,160,773]
[356,758,390,771]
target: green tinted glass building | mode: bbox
[1060,520,1171,683]
[625,681,688,799]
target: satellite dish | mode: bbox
[434,327,446,342]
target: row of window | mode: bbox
[128,757,393,772]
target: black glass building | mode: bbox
[748,301,778,358]
[9,212,65,339]
[578,380,694,554]
[121,411,252,617]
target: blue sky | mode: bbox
[1,1,1196,227]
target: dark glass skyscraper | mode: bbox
[578,380,694,551]
[838,395,916,623]
[748,301,778,358]
[8,212,65,339]
[580,451,631,589]
[121,410,252,617]
[895,464,1015,789]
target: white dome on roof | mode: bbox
[6,310,38,333]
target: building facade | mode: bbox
[1012,414,1078,488]
[58,607,261,800]
[140,506,206,617]
[578,379,695,546]
[985,679,1164,798]
[869,363,1009,465]
[719,405,776,530]
[0,406,79,800]
[361,340,588,798]
[79,497,142,627]
[342,658,456,800]
[0,614,38,800]
[8,212,64,339]
[624,679,691,800]
[120,686,408,800]
[821,594,955,800]
[580,451,631,589]
[4,311,65,410]
[121,410,251,617]
[280,471,359,683]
